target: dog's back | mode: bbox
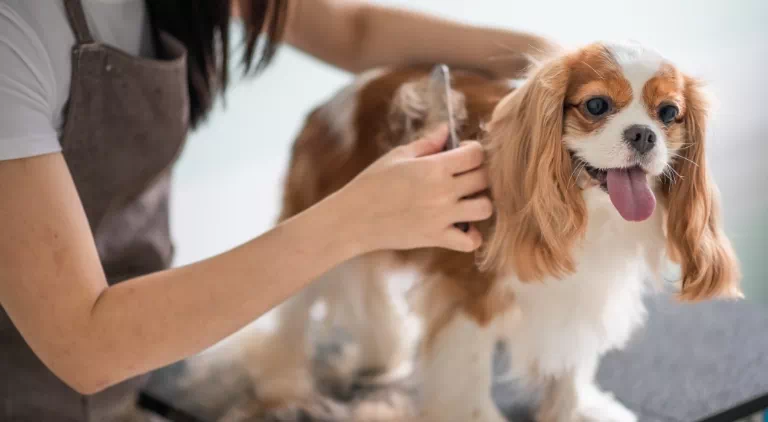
[278,66,521,332]
[278,66,512,222]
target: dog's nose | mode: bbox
[623,125,656,154]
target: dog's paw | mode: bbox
[419,399,508,422]
[577,389,637,422]
[253,366,315,406]
[350,385,417,421]
[218,392,350,422]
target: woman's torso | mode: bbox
[1,1,190,420]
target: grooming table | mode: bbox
[139,293,768,422]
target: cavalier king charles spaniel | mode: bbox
[244,40,741,422]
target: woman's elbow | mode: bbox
[69,377,118,396]
[67,377,112,396]
[46,351,123,395]
[59,368,119,396]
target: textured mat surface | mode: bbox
[143,293,768,422]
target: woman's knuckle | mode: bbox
[469,232,482,249]
[479,198,494,217]
[388,145,405,158]
[480,171,490,185]
[431,159,448,176]
[462,140,481,152]
[472,145,486,163]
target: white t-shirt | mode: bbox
[0,0,153,161]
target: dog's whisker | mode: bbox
[662,169,674,185]
[669,152,699,168]
[575,165,586,187]
[662,166,672,182]
[664,163,683,184]
[569,160,587,189]
[569,162,582,181]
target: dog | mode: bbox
[243,40,742,422]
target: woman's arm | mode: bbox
[0,127,491,395]
[281,1,558,78]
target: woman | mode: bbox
[0,0,553,420]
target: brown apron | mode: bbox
[1,0,190,420]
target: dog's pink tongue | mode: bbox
[606,167,656,222]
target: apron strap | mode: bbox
[63,0,95,44]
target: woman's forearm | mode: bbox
[285,1,558,78]
[353,4,558,77]
[74,192,361,394]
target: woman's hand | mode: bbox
[336,125,493,253]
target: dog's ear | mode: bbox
[479,58,587,282]
[661,76,742,301]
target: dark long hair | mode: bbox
[145,0,288,128]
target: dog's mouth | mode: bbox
[572,156,657,222]
[583,163,609,188]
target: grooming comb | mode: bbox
[428,64,470,233]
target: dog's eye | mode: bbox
[658,104,679,124]
[584,97,611,117]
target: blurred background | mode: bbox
[168,0,768,328]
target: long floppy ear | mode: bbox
[479,58,587,282]
[662,76,742,301]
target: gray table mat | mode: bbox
[143,293,768,422]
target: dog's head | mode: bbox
[479,41,741,301]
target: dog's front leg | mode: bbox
[420,309,508,422]
[537,356,636,422]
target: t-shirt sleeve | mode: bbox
[0,3,61,161]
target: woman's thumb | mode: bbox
[403,124,449,158]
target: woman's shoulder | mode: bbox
[0,1,66,160]
[0,0,152,132]
[1,1,82,133]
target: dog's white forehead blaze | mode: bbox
[604,41,665,99]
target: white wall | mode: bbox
[169,0,768,305]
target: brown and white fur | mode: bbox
[244,41,742,421]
